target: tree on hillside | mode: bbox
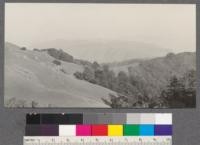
[92,61,100,70]
[107,70,117,90]
[94,69,108,87]
[20,47,27,51]
[162,75,185,107]
[74,71,83,80]
[180,69,196,107]
[83,67,95,83]
[101,65,111,88]
[117,71,133,96]
[117,71,127,92]
[161,70,196,108]
[102,93,130,108]
[52,59,61,65]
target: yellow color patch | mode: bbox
[108,125,123,136]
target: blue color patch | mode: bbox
[139,125,154,136]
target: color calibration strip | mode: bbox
[26,113,172,136]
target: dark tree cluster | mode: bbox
[74,62,158,108]
[74,61,196,108]
[43,48,74,62]
[52,59,61,65]
[161,70,196,108]
[20,47,27,51]
[74,62,119,90]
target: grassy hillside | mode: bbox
[4,42,117,107]
[128,52,196,98]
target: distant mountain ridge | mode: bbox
[104,58,145,67]
[32,39,172,63]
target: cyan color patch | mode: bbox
[139,125,154,136]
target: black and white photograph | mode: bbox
[4,3,196,108]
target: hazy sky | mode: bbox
[5,3,196,62]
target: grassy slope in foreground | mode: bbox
[5,43,117,107]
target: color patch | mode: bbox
[67,114,83,124]
[40,125,59,136]
[140,114,155,124]
[26,114,41,124]
[41,114,83,124]
[83,114,99,124]
[25,125,41,136]
[108,125,123,136]
[59,125,76,136]
[155,114,172,125]
[140,125,154,136]
[76,125,91,136]
[155,125,172,136]
[123,124,139,136]
[91,125,108,136]
[96,114,113,124]
[126,113,140,124]
[41,114,67,124]
[111,113,126,124]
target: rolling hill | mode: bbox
[126,52,196,98]
[4,42,196,108]
[4,42,117,108]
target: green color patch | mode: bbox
[123,124,140,136]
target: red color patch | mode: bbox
[91,125,108,136]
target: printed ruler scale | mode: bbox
[24,136,172,145]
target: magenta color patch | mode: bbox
[76,125,91,136]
